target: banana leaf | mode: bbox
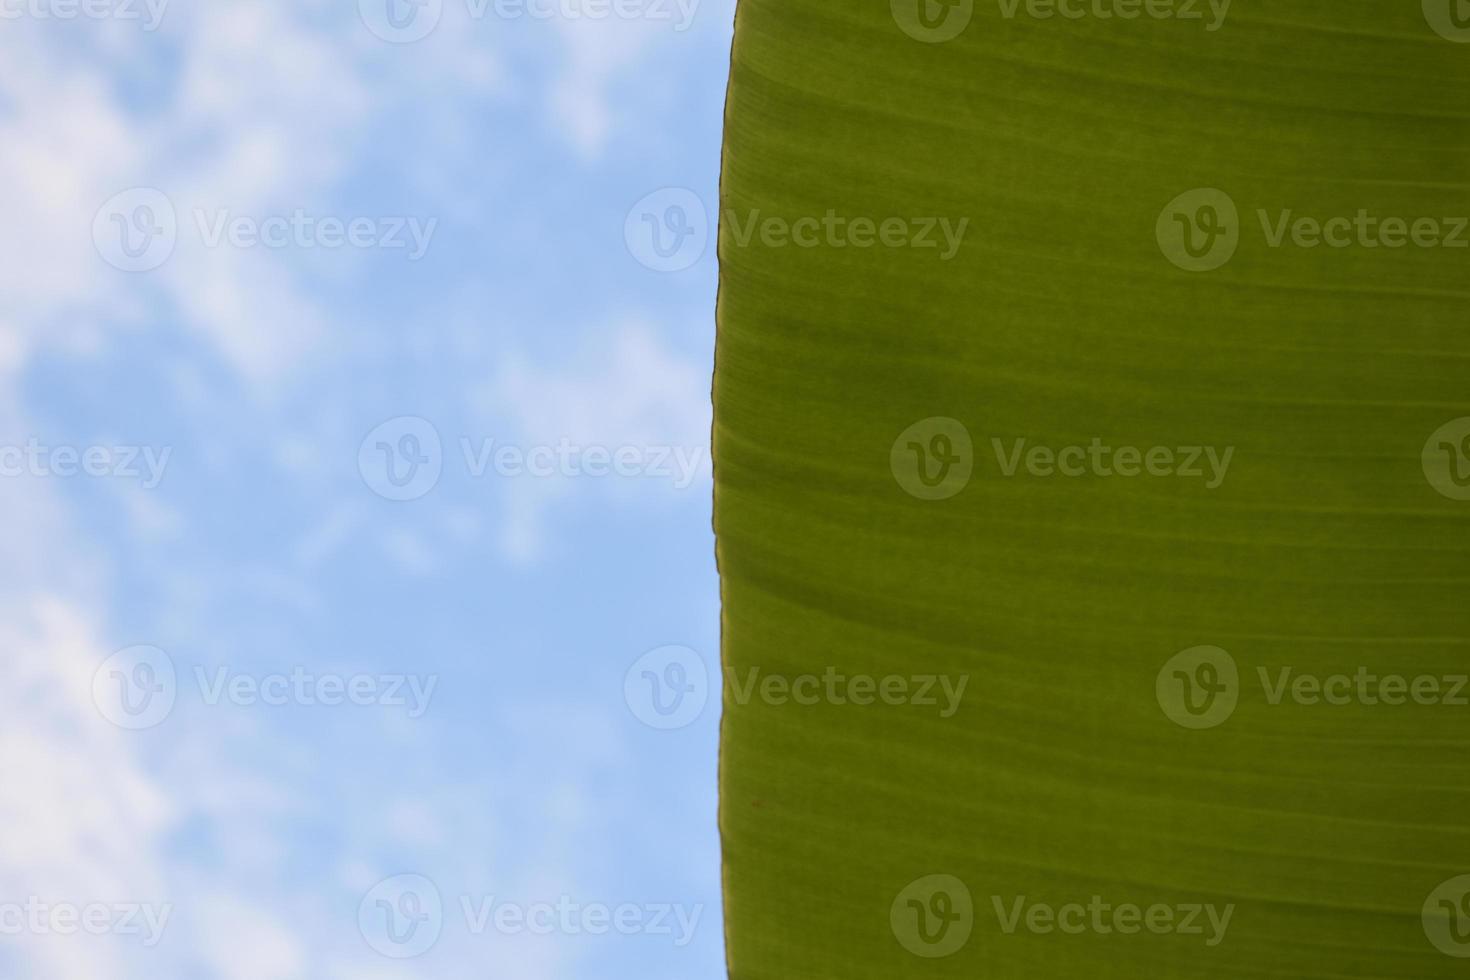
[714,2,1470,976]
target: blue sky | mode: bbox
[0,1,730,977]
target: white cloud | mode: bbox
[0,43,145,370]
[546,17,662,158]
[191,894,306,980]
[0,5,367,388]
[472,319,711,560]
[0,596,175,980]
[0,8,722,979]
[487,320,709,455]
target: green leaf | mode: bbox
[713,2,1470,976]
